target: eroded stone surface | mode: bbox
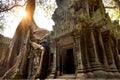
[49,0,120,79]
[0,34,11,65]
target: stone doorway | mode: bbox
[63,48,75,74]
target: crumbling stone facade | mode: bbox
[0,34,11,64]
[113,21,120,54]
[49,0,120,79]
[0,0,120,79]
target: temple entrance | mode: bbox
[63,48,75,74]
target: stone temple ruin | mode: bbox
[49,0,120,79]
[0,34,11,65]
[0,0,120,79]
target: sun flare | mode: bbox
[20,9,28,18]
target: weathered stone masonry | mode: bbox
[49,0,120,79]
[0,34,11,65]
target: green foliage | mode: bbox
[114,9,120,20]
[39,0,57,19]
[106,8,120,21]
[109,0,114,5]
[104,0,120,21]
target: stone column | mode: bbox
[50,39,61,77]
[111,38,120,72]
[95,28,110,78]
[73,42,78,75]
[87,26,106,78]
[61,48,64,75]
[102,31,118,78]
[104,32,117,71]
[56,43,60,76]
[110,37,120,78]
[48,40,57,78]
[87,27,101,69]
[83,30,94,78]
[108,41,119,73]
[73,32,86,79]
[97,29,109,69]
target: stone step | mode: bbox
[56,74,75,79]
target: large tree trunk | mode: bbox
[0,0,50,79]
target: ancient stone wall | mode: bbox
[0,34,11,63]
[50,0,120,79]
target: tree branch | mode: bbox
[0,0,27,12]
[0,4,23,12]
[105,6,117,9]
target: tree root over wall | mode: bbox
[0,0,50,79]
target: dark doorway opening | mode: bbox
[64,48,75,74]
[118,49,120,54]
